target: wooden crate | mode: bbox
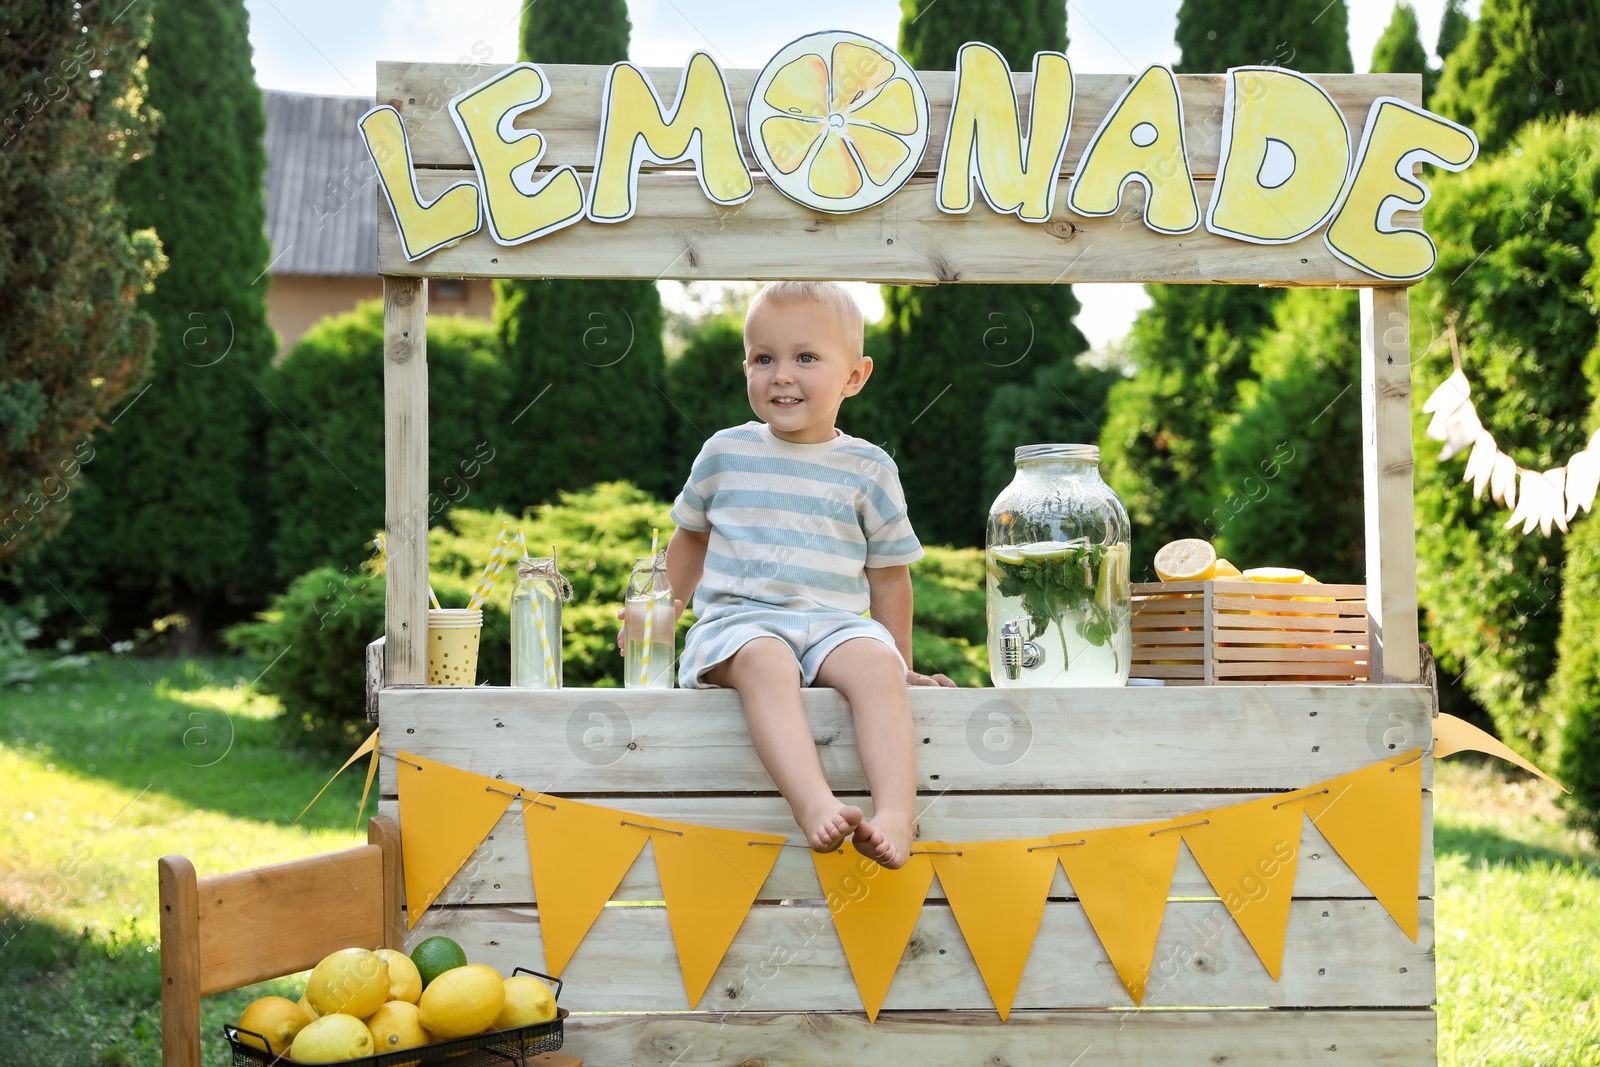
[1131,579,1371,686]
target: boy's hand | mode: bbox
[906,669,957,688]
[615,599,686,652]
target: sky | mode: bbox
[243,0,1462,348]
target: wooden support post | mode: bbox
[368,815,407,950]
[1360,287,1422,684]
[384,277,429,686]
[158,855,201,1067]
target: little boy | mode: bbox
[656,281,953,869]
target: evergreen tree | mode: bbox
[494,1,674,507]
[0,1,163,563]
[664,314,752,461]
[1435,0,1470,69]
[1432,0,1600,154]
[1412,116,1600,761]
[1100,285,1278,572]
[1175,0,1352,72]
[879,0,1088,548]
[47,0,275,641]
[1370,3,1434,101]
[1101,2,1350,574]
[1206,289,1364,583]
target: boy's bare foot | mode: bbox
[796,798,863,852]
[852,810,915,870]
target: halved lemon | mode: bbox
[1242,567,1307,583]
[749,31,930,213]
[1212,558,1242,577]
[1153,538,1217,582]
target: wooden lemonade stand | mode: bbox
[161,41,1468,1066]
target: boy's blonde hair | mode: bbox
[745,281,865,360]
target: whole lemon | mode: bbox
[417,963,505,1040]
[289,1013,374,1063]
[366,1000,430,1055]
[492,975,557,1029]
[376,948,424,1004]
[235,995,312,1055]
[296,991,320,1019]
[306,947,390,1020]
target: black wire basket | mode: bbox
[224,969,564,1067]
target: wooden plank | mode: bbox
[378,63,1421,178]
[1361,288,1422,683]
[379,171,1417,285]
[1211,596,1363,615]
[560,1009,1437,1067]
[368,815,406,951]
[366,636,385,723]
[195,846,387,996]
[405,899,1435,1011]
[374,792,1434,905]
[376,684,1435,794]
[1212,647,1367,663]
[158,855,203,1067]
[383,278,428,686]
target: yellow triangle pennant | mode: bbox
[395,751,515,928]
[296,727,379,825]
[1301,750,1424,941]
[1054,821,1182,1005]
[931,839,1060,1020]
[1435,713,1568,792]
[651,820,786,1008]
[1180,794,1305,981]
[812,848,937,1022]
[521,796,651,976]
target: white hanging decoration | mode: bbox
[1422,325,1596,537]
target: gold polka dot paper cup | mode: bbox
[427,608,483,686]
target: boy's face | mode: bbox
[743,298,871,445]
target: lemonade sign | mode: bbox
[360,31,1478,282]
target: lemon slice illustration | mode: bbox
[748,31,930,213]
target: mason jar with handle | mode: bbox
[987,444,1131,687]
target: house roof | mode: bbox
[264,90,378,276]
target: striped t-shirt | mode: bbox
[670,422,924,615]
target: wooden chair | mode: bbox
[157,816,404,1067]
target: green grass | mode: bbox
[1,657,371,1066]
[1,657,1596,1065]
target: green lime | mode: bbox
[410,936,469,989]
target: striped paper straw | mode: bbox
[640,528,660,686]
[467,523,518,609]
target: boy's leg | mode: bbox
[705,637,863,852]
[812,637,917,869]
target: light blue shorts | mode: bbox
[679,602,904,689]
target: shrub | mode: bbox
[225,563,386,751]
[233,485,996,747]
[1546,511,1600,833]
[263,301,511,581]
[1411,117,1600,760]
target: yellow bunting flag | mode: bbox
[812,848,937,1022]
[395,752,516,928]
[295,727,379,827]
[1180,794,1306,981]
[1054,822,1182,1005]
[931,839,1061,1020]
[1435,713,1568,792]
[520,796,651,976]
[1301,750,1425,941]
[651,821,786,1008]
